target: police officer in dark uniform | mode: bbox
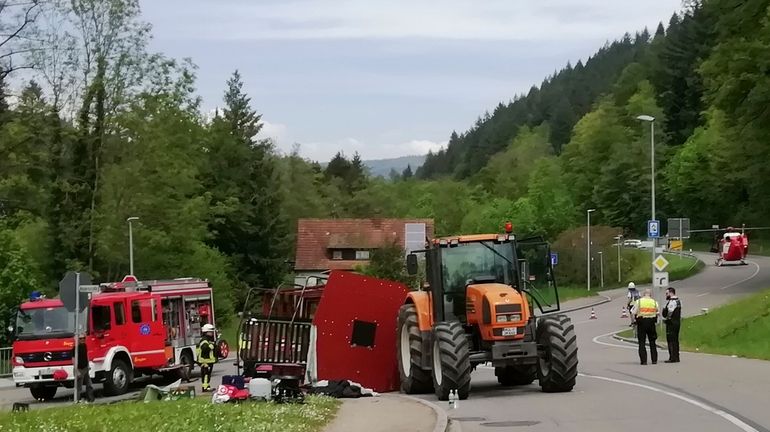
[663,287,682,363]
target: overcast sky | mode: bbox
[140,0,684,162]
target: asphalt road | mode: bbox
[0,355,241,409]
[425,252,770,432]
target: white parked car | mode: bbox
[623,239,642,248]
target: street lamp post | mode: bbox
[587,209,596,291]
[598,251,604,289]
[127,217,139,276]
[614,235,622,283]
[637,114,661,330]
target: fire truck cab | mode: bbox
[11,277,227,401]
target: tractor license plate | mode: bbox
[502,327,517,336]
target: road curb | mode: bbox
[398,394,453,432]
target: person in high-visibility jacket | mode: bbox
[631,289,660,365]
[196,323,217,392]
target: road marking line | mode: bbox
[720,261,760,290]
[579,373,759,432]
[591,331,636,350]
[697,292,710,297]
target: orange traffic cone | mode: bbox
[589,308,597,320]
[621,307,628,318]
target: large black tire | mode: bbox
[496,365,536,386]
[536,315,578,393]
[30,385,57,401]
[397,304,433,394]
[431,321,471,401]
[179,350,194,382]
[103,358,133,396]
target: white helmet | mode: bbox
[202,324,216,333]
[628,282,636,289]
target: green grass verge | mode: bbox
[623,251,704,285]
[0,395,340,432]
[556,285,597,302]
[679,287,770,360]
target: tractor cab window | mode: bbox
[440,242,516,294]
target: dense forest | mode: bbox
[0,0,768,329]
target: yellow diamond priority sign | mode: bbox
[653,255,669,272]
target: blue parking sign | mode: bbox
[648,220,660,238]
[550,252,558,266]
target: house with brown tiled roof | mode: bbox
[293,218,434,284]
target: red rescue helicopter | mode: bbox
[690,224,770,266]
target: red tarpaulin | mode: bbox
[312,271,409,392]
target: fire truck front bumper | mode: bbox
[12,365,84,386]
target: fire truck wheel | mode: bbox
[496,365,536,386]
[179,351,194,381]
[397,304,433,394]
[104,358,132,396]
[431,321,471,401]
[30,385,57,401]
[536,315,578,393]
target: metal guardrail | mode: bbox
[0,346,12,377]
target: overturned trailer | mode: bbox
[236,271,409,392]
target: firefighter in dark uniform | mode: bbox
[631,288,659,365]
[663,287,682,363]
[196,323,217,392]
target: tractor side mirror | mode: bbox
[406,253,418,275]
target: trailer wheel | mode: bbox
[103,358,132,396]
[536,315,578,393]
[30,385,57,401]
[431,321,471,401]
[397,304,433,394]
[496,365,536,386]
[216,338,230,360]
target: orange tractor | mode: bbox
[398,224,577,400]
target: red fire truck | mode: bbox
[11,276,229,401]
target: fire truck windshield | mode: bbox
[15,307,75,340]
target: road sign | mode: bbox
[59,271,91,313]
[79,285,100,293]
[653,271,669,288]
[648,220,660,238]
[667,218,691,239]
[551,252,558,266]
[653,255,669,272]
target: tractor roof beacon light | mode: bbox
[505,221,513,234]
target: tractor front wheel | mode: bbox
[537,315,578,393]
[496,365,536,386]
[431,321,471,401]
[397,304,433,394]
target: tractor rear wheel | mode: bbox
[397,304,433,394]
[536,315,578,393]
[496,365,536,386]
[431,321,471,401]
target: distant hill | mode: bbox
[364,155,426,177]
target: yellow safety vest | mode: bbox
[636,297,658,318]
[196,339,216,364]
